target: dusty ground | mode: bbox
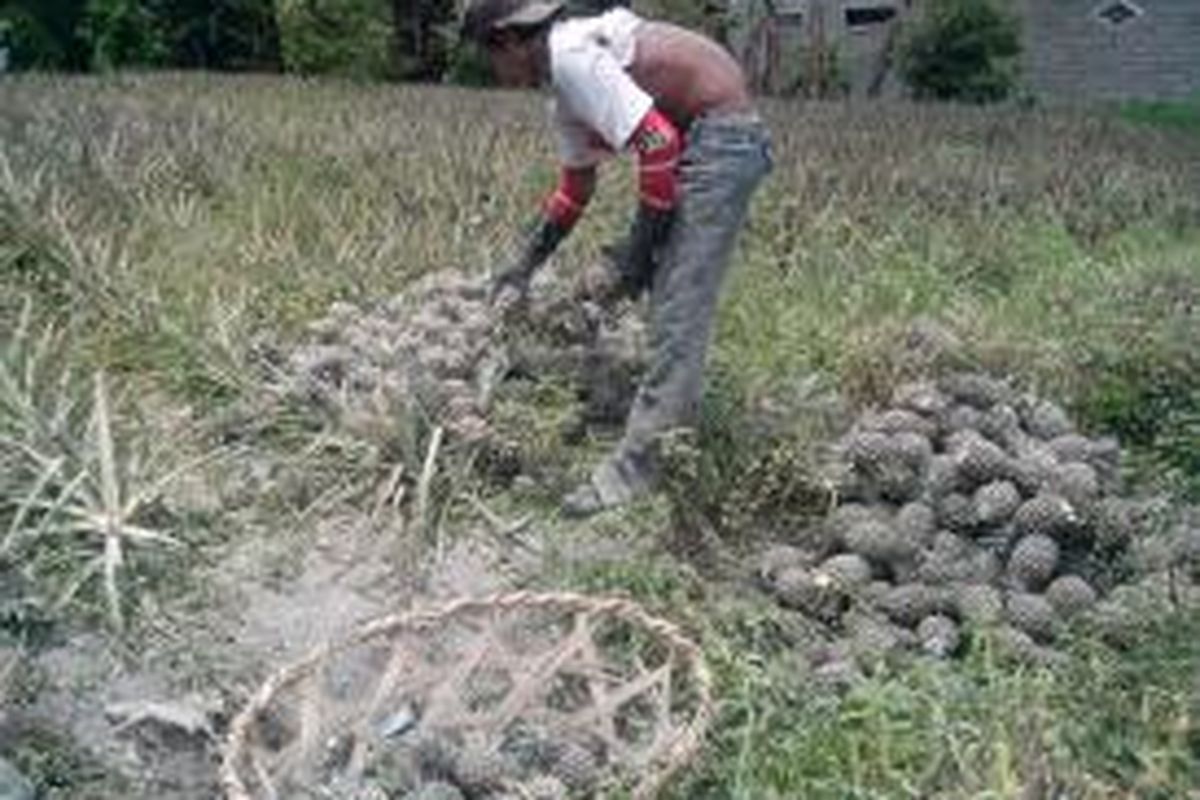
[8,493,547,797]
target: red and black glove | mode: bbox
[491,167,595,304]
[609,107,683,298]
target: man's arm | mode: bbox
[632,107,682,211]
[613,107,682,295]
[493,165,596,302]
[545,165,597,230]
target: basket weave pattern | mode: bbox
[222,592,713,799]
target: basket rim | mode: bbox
[220,590,713,800]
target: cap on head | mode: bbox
[461,0,565,44]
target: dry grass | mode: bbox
[1,75,1197,410]
[0,301,229,630]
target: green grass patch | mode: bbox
[665,607,1200,799]
[1120,97,1200,137]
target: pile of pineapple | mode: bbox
[760,373,1200,672]
[285,267,646,447]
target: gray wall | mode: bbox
[727,0,909,96]
[1020,0,1200,101]
[732,0,1199,101]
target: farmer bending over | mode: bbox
[462,0,772,517]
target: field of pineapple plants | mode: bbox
[1,73,1199,798]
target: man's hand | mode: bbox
[489,263,532,309]
[487,266,530,316]
[489,216,571,311]
[604,205,674,301]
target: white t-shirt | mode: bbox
[548,8,654,167]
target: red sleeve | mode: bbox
[543,166,595,228]
[630,108,683,211]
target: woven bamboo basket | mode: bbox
[222,591,713,799]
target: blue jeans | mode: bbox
[591,112,774,504]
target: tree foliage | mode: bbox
[276,0,394,79]
[0,0,728,81]
[898,0,1020,103]
[275,0,456,81]
[0,0,280,71]
[80,0,169,69]
[156,0,282,70]
[0,0,89,70]
[390,0,456,81]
